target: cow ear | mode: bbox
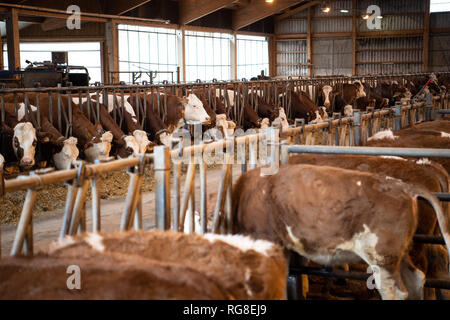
[37,131,51,143]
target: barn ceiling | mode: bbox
[0,0,317,31]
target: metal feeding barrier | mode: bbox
[0,72,449,134]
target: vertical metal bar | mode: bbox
[394,104,402,130]
[199,149,207,234]
[154,146,171,230]
[68,179,90,235]
[172,161,181,231]
[60,183,78,239]
[354,111,361,146]
[11,189,37,256]
[91,177,101,233]
[179,162,195,232]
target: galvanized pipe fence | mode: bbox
[0,72,448,133]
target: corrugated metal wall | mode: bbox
[276,40,308,76]
[312,37,352,76]
[274,0,445,77]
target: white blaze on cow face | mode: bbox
[367,129,398,142]
[84,131,113,162]
[354,81,366,98]
[272,108,289,130]
[344,105,353,117]
[319,107,329,121]
[13,122,37,167]
[322,85,333,108]
[182,94,211,123]
[133,130,151,154]
[118,135,140,159]
[53,137,79,170]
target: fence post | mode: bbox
[353,110,361,146]
[394,104,402,130]
[11,188,37,256]
[154,146,171,231]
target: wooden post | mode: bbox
[424,0,430,72]
[307,7,312,77]
[105,21,119,84]
[6,8,20,71]
[352,0,357,75]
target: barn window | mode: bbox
[431,0,450,12]
[118,24,178,84]
[184,30,231,82]
[236,35,269,80]
[2,42,102,84]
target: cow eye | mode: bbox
[32,140,37,147]
[126,147,133,155]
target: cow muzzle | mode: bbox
[20,157,35,167]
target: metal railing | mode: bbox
[0,72,448,132]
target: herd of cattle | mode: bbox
[1,73,450,300]
[0,73,449,173]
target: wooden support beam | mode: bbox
[424,0,430,72]
[6,8,20,71]
[233,0,303,31]
[307,6,312,77]
[179,0,235,25]
[352,0,356,75]
[269,35,276,77]
[105,21,119,84]
[103,0,151,16]
[274,0,319,22]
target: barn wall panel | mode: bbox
[429,34,450,72]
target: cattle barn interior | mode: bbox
[0,0,450,302]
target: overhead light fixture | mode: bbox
[322,6,331,13]
[376,16,383,19]
[340,9,349,13]
[362,14,370,20]
[265,0,273,3]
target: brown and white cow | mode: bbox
[317,83,362,114]
[365,128,450,174]
[0,230,287,300]
[3,93,113,163]
[287,153,450,298]
[232,164,449,299]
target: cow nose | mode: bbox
[205,116,211,123]
[324,102,330,107]
[20,157,34,167]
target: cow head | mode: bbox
[353,81,366,98]
[132,130,151,154]
[272,108,289,130]
[181,94,211,124]
[215,114,233,138]
[117,135,140,159]
[12,122,37,168]
[84,131,113,162]
[156,130,173,147]
[318,107,329,121]
[310,111,323,124]
[344,105,353,117]
[258,118,270,129]
[53,137,79,170]
[320,85,333,108]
